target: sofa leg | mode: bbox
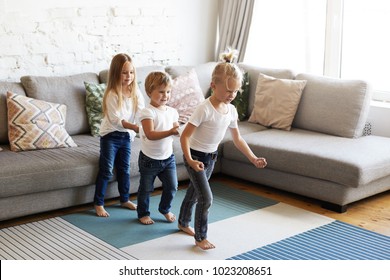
[321,202,348,213]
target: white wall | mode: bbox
[0,0,218,81]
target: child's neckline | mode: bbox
[208,96,229,115]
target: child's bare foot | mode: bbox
[139,216,154,225]
[95,205,109,217]
[196,239,215,250]
[178,224,195,236]
[121,201,137,210]
[163,212,176,223]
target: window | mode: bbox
[341,0,390,101]
[245,0,390,101]
[244,0,327,74]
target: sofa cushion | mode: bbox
[20,73,100,136]
[222,128,390,188]
[248,73,306,130]
[168,68,205,124]
[238,64,295,114]
[0,82,26,144]
[293,73,372,138]
[0,135,99,198]
[7,92,77,152]
[165,62,217,96]
[84,81,106,137]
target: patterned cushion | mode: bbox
[84,82,106,137]
[6,92,77,152]
[168,68,205,124]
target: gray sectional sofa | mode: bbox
[1,62,390,222]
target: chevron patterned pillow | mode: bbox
[6,92,77,152]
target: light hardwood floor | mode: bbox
[1,174,389,236]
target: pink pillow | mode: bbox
[168,69,205,123]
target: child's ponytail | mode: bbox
[212,48,243,87]
[219,48,239,63]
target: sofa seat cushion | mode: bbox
[0,135,101,198]
[222,128,390,188]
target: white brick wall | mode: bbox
[0,0,218,81]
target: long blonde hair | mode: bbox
[103,53,139,117]
[212,48,243,90]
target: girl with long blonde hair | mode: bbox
[94,53,145,217]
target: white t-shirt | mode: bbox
[139,104,179,160]
[188,98,238,153]
[99,88,145,140]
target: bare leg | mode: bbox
[95,205,110,217]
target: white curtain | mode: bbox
[216,0,255,62]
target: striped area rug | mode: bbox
[0,217,135,260]
[228,220,390,260]
[1,182,389,260]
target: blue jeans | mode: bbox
[94,131,131,206]
[137,151,178,219]
[178,149,217,242]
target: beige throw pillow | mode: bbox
[248,73,307,131]
[7,92,77,152]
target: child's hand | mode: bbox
[189,159,205,172]
[170,125,180,136]
[133,124,140,133]
[252,157,267,168]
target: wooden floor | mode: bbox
[1,174,389,237]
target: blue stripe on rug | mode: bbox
[228,220,390,260]
[62,182,277,248]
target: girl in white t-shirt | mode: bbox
[178,50,267,250]
[137,71,180,225]
[94,53,145,217]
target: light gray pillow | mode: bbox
[293,73,372,138]
[21,73,99,135]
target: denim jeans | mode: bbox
[178,149,217,242]
[94,131,131,206]
[137,151,178,219]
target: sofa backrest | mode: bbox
[293,73,372,138]
[20,73,100,136]
[0,82,27,144]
